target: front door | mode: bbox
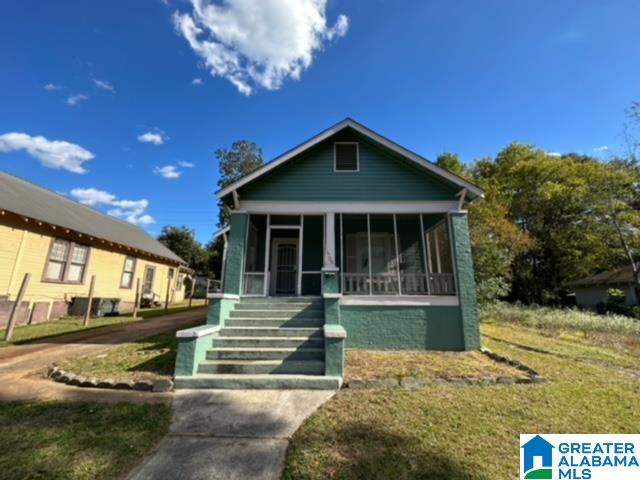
[142,266,155,294]
[270,239,298,295]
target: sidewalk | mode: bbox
[128,389,335,480]
[0,308,206,403]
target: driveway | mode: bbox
[128,389,335,480]
[0,308,205,403]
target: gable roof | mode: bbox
[0,171,185,265]
[569,266,634,288]
[217,118,484,200]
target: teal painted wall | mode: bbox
[340,305,465,350]
[223,212,248,295]
[449,212,481,350]
[238,129,459,201]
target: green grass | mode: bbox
[283,308,640,480]
[481,301,640,336]
[0,400,171,480]
[345,350,527,381]
[59,318,202,381]
[0,300,207,348]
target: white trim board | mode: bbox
[217,118,484,199]
[339,296,459,307]
[239,201,461,214]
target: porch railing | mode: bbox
[343,272,456,296]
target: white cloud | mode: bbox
[0,132,94,173]
[44,83,65,91]
[154,165,182,179]
[547,151,562,157]
[173,0,349,95]
[192,77,203,85]
[70,188,155,226]
[66,93,89,106]
[93,78,115,92]
[178,160,195,168]
[138,131,167,145]
[593,145,609,153]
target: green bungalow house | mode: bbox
[175,118,484,389]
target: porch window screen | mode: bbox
[342,214,370,294]
[339,213,456,296]
[396,214,428,294]
[301,215,323,295]
[424,216,456,295]
[369,215,399,294]
[244,214,267,295]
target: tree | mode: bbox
[435,152,468,178]
[586,159,640,303]
[157,226,208,273]
[216,140,264,226]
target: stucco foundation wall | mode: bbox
[340,305,465,351]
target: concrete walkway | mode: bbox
[0,308,205,403]
[129,389,335,480]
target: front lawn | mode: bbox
[0,400,171,480]
[284,309,640,479]
[0,300,207,348]
[346,349,527,382]
[58,318,202,381]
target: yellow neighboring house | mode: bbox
[0,171,190,326]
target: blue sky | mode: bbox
[1,0,639,243]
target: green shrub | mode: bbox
[480,302,640,336]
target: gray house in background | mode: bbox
[570,266,638,309]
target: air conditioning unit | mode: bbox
[69,297,121,317]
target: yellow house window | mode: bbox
[121,256,137,289]
[44,238,90,284]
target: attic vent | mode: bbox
[334,142,359,172]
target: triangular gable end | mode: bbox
[216,118,484,202]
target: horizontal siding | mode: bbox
[239,131,459,201]
[0,224,185,306]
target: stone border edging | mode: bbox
[48,366,173,393]
[343,348,548,389]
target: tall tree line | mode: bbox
[439,130,640,304]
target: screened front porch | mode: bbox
[240,213,457,298]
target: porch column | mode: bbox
[324,212,337,269]
[448,211,480,350]
[222,211,248,296]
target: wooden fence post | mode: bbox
[164,275,171,312]
[4,273,31,342]
[188,276,195,308]
[83,275,96,327]
[133,278,140,319]
[206,279,211,306]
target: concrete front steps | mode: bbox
[175,297,340,390]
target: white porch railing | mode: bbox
[343,272,456,296]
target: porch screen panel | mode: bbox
[342,214,369,295]
[422,215,456,295]
[244,214,267,295]
[270,215,301,226]
[396,214,428,294]
[302,215,323,295]
[369,214,399,295]
[334,214,342,293]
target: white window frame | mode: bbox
[333,142,360,172]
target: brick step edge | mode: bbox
[47,365,173,393]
